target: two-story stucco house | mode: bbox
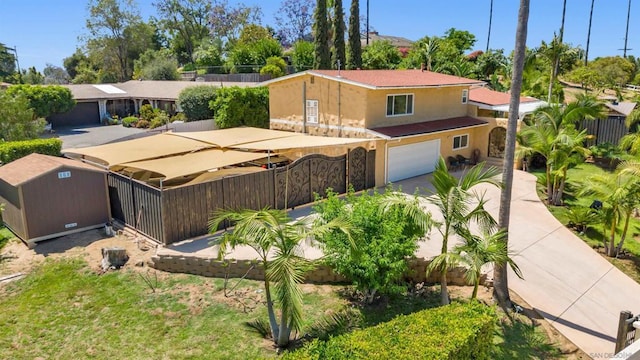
[264,69,545,185]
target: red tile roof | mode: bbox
[469,87,538,106]
[371,117,488,138]
[309,69,483,88]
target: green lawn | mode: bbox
[0,259,568,359]
[0,226,14,252]
[531,163,640,281]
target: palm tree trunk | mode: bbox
[546,166,553,205]
[494,0,530,309]
[608,218,618,257]
[263,267,280,341]
[472,279,479,299]
[585,0,595,66]
[615,211,632,255]
[276,308,291,347]
[440,270,450,305]
[548,0,567,103]
[486,0,494,53]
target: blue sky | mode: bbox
[1,0,637,71]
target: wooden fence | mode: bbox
[580,116,629,146]
[108,148,375,245]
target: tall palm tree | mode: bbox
[426,157,502,305]
[585,0,596,66]
[494,0,530,309]
[548,0,567,102]
[486,0,494,52]
[429,227,522,299]
[208,208,352,347]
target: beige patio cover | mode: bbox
[168,127,297,147]
[119,149,269,181]
[64,134,212,166]
[173,167,266,187]
[228,134,371,151]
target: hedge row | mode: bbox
[283,302,496,360]
[0,138,63,164]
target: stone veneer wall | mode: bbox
[149,255,483,286]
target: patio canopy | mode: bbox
[168,127,298,147]
[229,134,371,151]
[116,149,269,181]
[64,133,212,166]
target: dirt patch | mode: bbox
[0,229,157,277]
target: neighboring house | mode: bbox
[361,31,414,56]
[468,86,546,161]
[265,69,545,185]
[580,100,637,146]
[48,80,257,128]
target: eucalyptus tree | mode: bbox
[208,208,352,347]
[426,158,502,305]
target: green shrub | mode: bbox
[177,85,217,121]
[211,86,269,129]
[171,112,187,122]
[149,111,170,129]
[121,116,138,128]
[0,138,62,164]
[282,302,496,360]
[139,104,157,121]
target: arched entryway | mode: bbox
[488,127,507,158]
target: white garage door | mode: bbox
[387,139,440,182]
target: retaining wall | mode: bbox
[149,254,483,286]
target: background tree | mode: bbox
[274,0,314,46]
[313,0,330,69]
[84,0,154,81]
[211,86,269,128]
[192,39,224,71]
[21,67,44,85]
[566,56,634,91]
[0,43,17,82]
[133,49,179,80]
[361,40,402,69]
[0,92,45,141]
[426,157,501,305]
[209,0,262,45]
[290,40,315,71]
[260,56,287,78]
[227,28,282,73]
[208,208,352,347]
[346,0,361,69]
[154,0,211,66]
[63,49,90,80]
[315,189,432,304]
[43,64,71,84]
[5,84,76,119]
[331,0,346,69]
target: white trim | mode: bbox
[461,89,469,104]
[24,223,107,245]
[368,123,489,140]
[452,134,469,150]
[386,93,414,117]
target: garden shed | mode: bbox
[0,153,110,246]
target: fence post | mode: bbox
[616,310,634,353]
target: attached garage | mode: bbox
[0,154,110,246]
[387,140,440,182]
[47,101,101,127]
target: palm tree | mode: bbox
[585,0,596,66]
[430,226,522,299]
[494,0,530,309]
[208,208,352,347]
[423,38,439,71]
[547,0,567,102]
[486,0,494,52]
[426,157,502,305]
[579,163,640,257]
[517,95,604,206]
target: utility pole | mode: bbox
[585,0,595,66]
[366,0,370,45]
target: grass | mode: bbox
[0,258,569,359]
[531,163,640,281]
[0,226,14,252]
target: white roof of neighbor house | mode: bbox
[604,101,637,116]
[490,101,548,116]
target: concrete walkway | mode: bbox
[164,169,640,358]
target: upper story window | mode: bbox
[461,89,469,104]
[453,134,469,150]
[386,94,414,116]
[306,100,318,124]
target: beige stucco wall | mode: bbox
[365,86,469,129]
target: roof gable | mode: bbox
[469,87,538,106]
[0,153,105,187]
[263,70,483,89]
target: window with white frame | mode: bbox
[453,134,469,150]
[461,89,469,104]
[306,100,318,124]
[386,94,414,116]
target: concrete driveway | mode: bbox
[54,125,145,150]
[164,169,640,358]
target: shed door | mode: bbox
[387,139,440,182]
